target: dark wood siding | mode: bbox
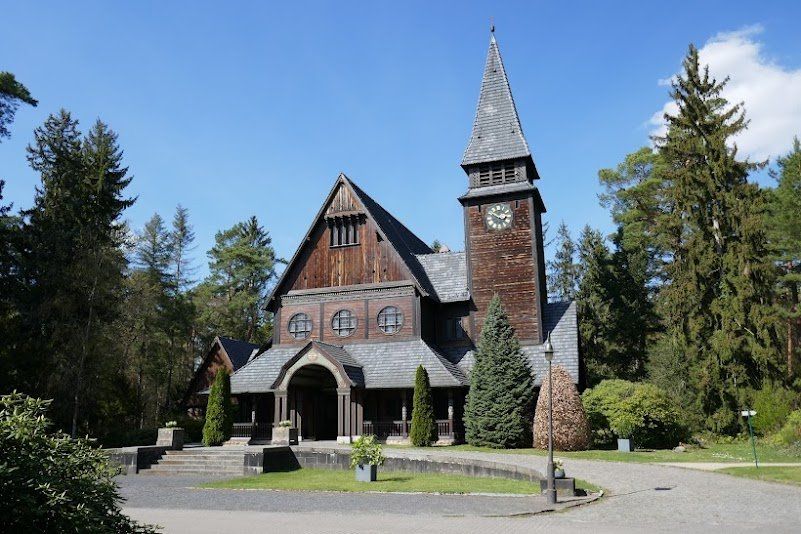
[465,194,541,342]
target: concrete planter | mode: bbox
[156,427,184,450]
[355,464,378,482]
[617,438,633,452]
[554,468,565,479]
[272,426,298,446]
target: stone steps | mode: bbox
[142,449,246,476]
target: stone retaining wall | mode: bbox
[105,445,171,475]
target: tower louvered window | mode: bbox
[477,161,517,186]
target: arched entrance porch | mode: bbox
[286,364,338,440]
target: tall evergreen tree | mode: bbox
[655,46,779,433]
[409,365,437,446]
[23,113,134,436]
[0,71,37,141]
[767,138,801,380]
[195,216,279,344]
[202,368,232,446]
[547,221,578,301]
[464,295,535,448]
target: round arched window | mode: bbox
[331,309,357,337]
[288,313,312,340]
[377,306,404,335]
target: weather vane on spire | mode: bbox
[490,16,495,33]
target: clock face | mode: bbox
[485,203,513,231]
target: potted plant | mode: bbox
[553,458,565,479]
[350,435,385,482]
[612,414,637,453]
[272,419,298,445]
[156,420,184,450]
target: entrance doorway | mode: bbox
[287,364,338,440]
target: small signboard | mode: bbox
[741,410,756,417]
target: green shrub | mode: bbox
[750,384,796,436]
[350,435,386,468]
[0,392,156,533]
[176,416,205,443]
[202,369,233,446]
[409,365,437,446]
[582,379,688,449]
[772,409,801,447]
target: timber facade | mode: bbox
[187,31,579,444]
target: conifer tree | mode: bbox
[767,138,801,380]
[0,71,38,141]
[547,221,578,301]
[655,45,779,433]
[464,295,535,448]
[202,369,232,446]
[409,365,437,446]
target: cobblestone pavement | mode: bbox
[120,445,801,533]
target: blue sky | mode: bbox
[2,1,801,279]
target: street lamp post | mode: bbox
[543,333,556,505]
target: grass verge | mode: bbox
[718,466,801,486]
[388,442,801,464]
[202,468,597,495]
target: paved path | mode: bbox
[657,461,801,471]
[121,444,801,533]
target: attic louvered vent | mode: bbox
[328,216,361,247]
[477,161,517,186]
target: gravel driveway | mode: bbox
[120,445,801,533]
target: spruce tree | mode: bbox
[202,369,232,446]
[655,45,779,433]
[547,221,578,301]
[409,365,437,446]
[0,71,38,141]
[464,295,535,448]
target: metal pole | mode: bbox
[746,413,759,469]
[545,358,556,504]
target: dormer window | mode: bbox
[328,216,361,247]
[477,161,517,186]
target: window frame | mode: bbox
[287,312,313,340]
[377,305,404,335]
[331,309,358,338]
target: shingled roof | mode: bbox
[229,338,468,394]
[415,252,470,302]
[461,33,532,167]
[441,300,579,386]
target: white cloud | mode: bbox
[649,25,801,161]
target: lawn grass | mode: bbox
[388,441,801,464]
[718,466,801,486]
[202,467,593,495]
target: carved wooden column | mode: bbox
[274,390,288,424]
[401,390,408,438]
[337,387,352,443]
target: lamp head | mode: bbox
[543,333,554,362]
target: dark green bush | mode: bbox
[202,369,232,446]
[409,365,437,446]
[0,392,156,533]
[177,416,205,444]
[582,379,688,449]
[750,384,796,436]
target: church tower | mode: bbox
[460,31,548,344]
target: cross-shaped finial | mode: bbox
[490,16,495,33]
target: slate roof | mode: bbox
[441,301,579,386]
[229,339,468,394]
[415,252,470,303]
[218,337,260,370]
[461,34,532,167]
[458,181,537,200]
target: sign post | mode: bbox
[741,409,759,469]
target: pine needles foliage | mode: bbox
[464,295,535,448]
[409,365,437,446]
[202,369,232,446]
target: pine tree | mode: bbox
[409,365,437,446]
[767,138,801,380]
[464,295,535,448]
[655,45,779,433]
[547,221,578,301]
[0,71,38,141]
[202,368,232,446]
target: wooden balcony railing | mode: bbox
[362,419,453,440]
[230,422,272,441]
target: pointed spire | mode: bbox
[461,32,531,167]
